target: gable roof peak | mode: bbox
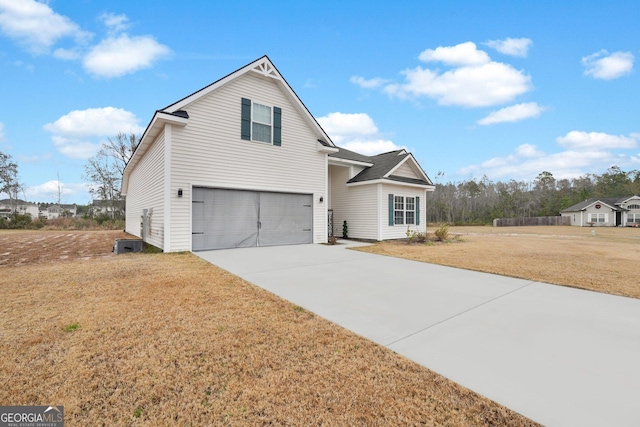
[250,56,280,79]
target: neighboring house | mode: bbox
[0,199,39,218]
[122,56,434,252]
[561,196,640,226]
[61,204,78,218]
[40,203,78,219]
[91,199,124,218]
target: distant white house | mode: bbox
[0,199,39,218]
[561,196,640,226]
[40,203,78,219]
[91,199,124,217]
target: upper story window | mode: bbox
[627,204,640,210]
[252,103,272,143]
[241,98,282,146]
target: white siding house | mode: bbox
[122,56,434,252]
[561,196,640,226]
[327,148,434,241]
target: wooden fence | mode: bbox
[493,216,570,227]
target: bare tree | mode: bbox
[83,132,139,218]
[0,151,23,213]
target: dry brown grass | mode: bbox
[0,229,131,267]
[0,230,538,426]
[356,225,640,299]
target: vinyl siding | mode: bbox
[381,183,426,240]
[329,165,378,240]
[168,72,327,251]
[393,161,422,179]
[125,132,165,249]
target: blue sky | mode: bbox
[1,0,639,204]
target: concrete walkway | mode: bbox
[196,241,640,427]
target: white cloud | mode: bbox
[458,144,616,181]
[459,130,640,181]
[385,61,532,107]
[557,131,637,150]
[44,107,143,138]
[317,112,378,144]
[44,107,143,159]
[100,12,129,34]
[0,0,92,54]
[25,180,90,202]
[0,2,170,78]
[582,50,634,80]
[53,47,82,60]
[82,33,171,78]
[340,139,403,156]
[51,136,102,160]
[515,143,544,158]
[418,41,490,66]
[484,38,532,57]
[350,75,389,89]
[317,112,403,155]
[0,122,5,141]
[477,102,546,125]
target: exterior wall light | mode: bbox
[178,188,183,197]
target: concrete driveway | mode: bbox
[196,241,640,427]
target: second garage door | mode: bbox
[192,187,313,251]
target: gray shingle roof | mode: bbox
[561,197,632,212]
[329,147,433,186]
[329,147,374,164]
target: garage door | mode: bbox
[192,188,313,251]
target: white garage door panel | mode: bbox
[259,192,313,247]
[192,187,313,251]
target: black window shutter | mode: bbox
[388,194,394,226]
[273,106,282,146]
[241,98,251,140]
[416,196,420,225]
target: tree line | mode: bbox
[426,167,640,225]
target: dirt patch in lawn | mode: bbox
[0,231,538,426]
[355,226,640,299]
[0,229,132,267]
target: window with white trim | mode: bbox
[628,213,640,223]
[394,196,405,225]
[588,213,607,223]
[241,98,282,146]
[394,196,416,225]
[252,103,272,143]
[405,197,416,225]
[627,204,640,210]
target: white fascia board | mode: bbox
[583,200,617,211]
[122,112,188,195]
[162,58,271,112]
[328,157,373,167]
[620,195,640,204]
[318,142,339,153]
[163,56,336,149]
[346,178,435,190]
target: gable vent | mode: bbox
[251,60,279,79]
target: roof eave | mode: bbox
[122,112,188,195]
[346,178,435,190]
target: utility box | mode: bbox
[114,239,144,254]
